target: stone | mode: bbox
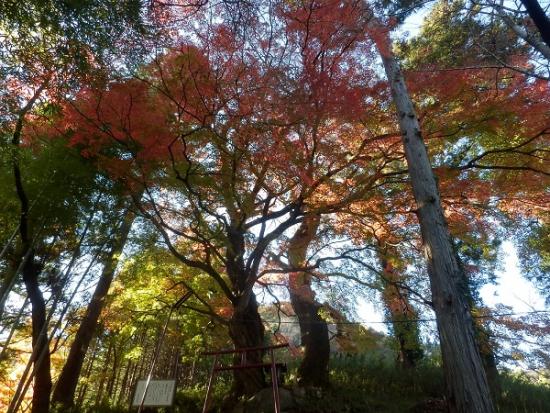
[234,387,295,413]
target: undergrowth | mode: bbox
[79,353,550,412]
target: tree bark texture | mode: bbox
[287,215,330,387]
[223,223,267,398]
[378,46,494,413]
[8,80,53,413]
[52,208,134,410]
[116,360,133,405]
[228,291,266,396]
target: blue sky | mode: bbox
[357,241,547,333]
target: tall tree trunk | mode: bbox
[188,358,197,385]
[126,360,140,399]
[137,334,151,380]
[116,360,133,406]
[458,255,501,400]
[106,349,120,399]
[287,215,330,387]
[12,114,51,413]
[224,223,266,399]
[51,207,135,410]
[379,252,423,369]
[2,79,49,323]
[130,326,148,385]
[22,251,51,413]
[376,39,494,413]
[228,291,265,397]
[520,0,550,49]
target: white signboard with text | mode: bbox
[131,379,176,407]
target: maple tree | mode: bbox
[59,0,396,397]
[285,215,330,386]
[1,1,550,412]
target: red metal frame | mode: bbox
[201,343,289,413]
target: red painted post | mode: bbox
[200,344,288,413]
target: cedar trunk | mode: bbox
[52,210,134,410]
[379,48,494,413]
[287,216,330,387]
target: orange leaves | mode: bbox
[59,1,389,212]
[400,58,550,229]
[215,305,234,319]
[58,45,219,178]
[281,0,370,56]
[276,0,377,121]
[407,65,549,142]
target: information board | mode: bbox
[131,379,176,407]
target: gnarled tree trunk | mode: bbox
[228,291,265,396]
[376,39,494,413]
[287,215,330,387]
[225,223,266,399]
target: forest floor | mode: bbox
[84,354,550,412]
[168,354,550,413]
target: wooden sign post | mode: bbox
[133,292,192,411]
